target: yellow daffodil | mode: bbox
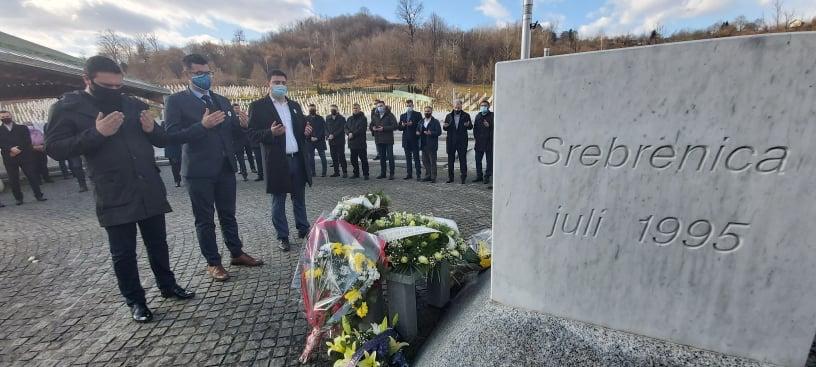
[356,301,369,318]
[480,257,492,269]
[331,243,344,256]
[345,288,362,303]
[326,334,349,355]
[333,342,358,367]
[477,242,491,257]
[367,259,377,269]
[358,351,380,367]
[304,267,323,279]
[342,244,355,256]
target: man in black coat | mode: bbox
[247,70,313,251]
[305,103,327,177]
[231,103,255,182]
[0,110,46,205]
[472,100,494,185]
[162,127,183,187]
[370,102,397,179]
[325,104,347,177]
[164,54,264,281]
[45,56,193,323]
[345,103,369,179]
[398,99,423,180]
[443,99,473,184]
[418,106,442,183]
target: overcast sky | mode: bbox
[1,0,814,57]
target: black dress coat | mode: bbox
[345,112,368,150]
[45,91,171,227]
[443,110,473,152]
[325,113,346,146]
[473,111,494,152]
[247,95,313,194]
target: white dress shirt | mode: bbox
[271,97,298,154]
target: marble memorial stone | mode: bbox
[492,32,816,366]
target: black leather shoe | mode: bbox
[278,238,291,252]
[330,173,340,177]
[342,173,348,178]
[161,285,195,300]
[461,177,466,184]
[472,177,483,183]
[175,182,181,187]
[446,179,454,183]
[36,196,47,202]
[254,176,264,181]
[0,203,5,208]
[349,174,359,179]
[130,303,153,323]
[403,176,412,180]
[364,176,370,180]
[388,175,394,180]
[484,177,491,185]
[376,175,386,179]
[422,177,432,182]
[15,200,23,206]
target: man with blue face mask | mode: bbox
[473,100,494,185]
[164,54,264,282]
[398,99,422,180]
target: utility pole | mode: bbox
[520,0,533,59]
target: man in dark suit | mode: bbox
[345,103,369,180]
[473,100,494,185]
[418,106,442,183]
[0,110,46,205]
[398,99,423,180]
[305,103,327,177]
[45,56,193,323]
[247,70,313,251]
[443,99,473,184]
[325,104,347,177]
[370,102,397,180]
[164,54,264,281]
[231,103,255,182]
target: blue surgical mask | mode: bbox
[191,74,211,91]
[377,106,385,113]
[271,85,288,98]
[480,106,489,114]
[406,106,413,113]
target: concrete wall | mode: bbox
[492,32,816,366]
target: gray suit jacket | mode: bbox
[164,88,243,178]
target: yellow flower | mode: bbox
[433,252,443,260]
[477,242,491,258]
[331,243,344,256]
[358,351,380,367]
[345,288,362,304]
[400,256,408,264]
[388,336,409,355]
[342,245,355,256]
[326,334,349,355]
[352,252,367,273]
[356,302,369,318]
[367,259,377,269]
[409,220,416,226]
[480,257,492,269]
[305,267,323,279]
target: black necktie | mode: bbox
[201,95,215,111]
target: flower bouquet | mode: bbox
[297,216,387,363]
[366,212,467,276]
[328,192,390,227]
[326,315,409,367]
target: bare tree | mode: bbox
[772,0,784,30]
[396,0,423,44]
[232,29,246,45]
[97,29,125,63]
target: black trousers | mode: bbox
[33,151,51,181]
[422,147,438,180]
[234,144,255,175]
[185,160,244,266]
[252,146,264,177]
[447,144,468,180]
[2,154,43,201]
[105,214,177,306]
[475,150,493,178]
[169,158,182,184]
[404,146,421,178]
[329,143,347,174]
[349,148,369,177]
[376,143,395,177]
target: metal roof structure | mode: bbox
[0,31,169,103]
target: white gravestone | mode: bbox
[492,33,816,366]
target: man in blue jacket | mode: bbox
[398,99,423,180]
[164,54,264,282]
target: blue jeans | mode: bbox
[271,155,310,240]
[376,143,395,177]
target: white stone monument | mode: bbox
[492,32,816,366]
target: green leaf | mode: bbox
[342,315,352,334]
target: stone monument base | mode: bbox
[414,271,776,367]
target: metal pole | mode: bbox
[520,0,533,59]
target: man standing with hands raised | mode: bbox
[165,54,264,282]
[248,70,313,252]
[443,99,473,184]
[46,55,194,323]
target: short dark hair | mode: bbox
[330,104,337,108]
[182,54,208,69]
[0,110,9,114]
[84,55,122,79]
[480,100,491,106]
[267,69,287,80]
[308,103,315,107]
[405,99,413,104]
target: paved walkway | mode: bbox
[0,167,493,366]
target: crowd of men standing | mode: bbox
[0,52,494,323]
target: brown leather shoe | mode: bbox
[231,253,264,266]
[207,265,229,281]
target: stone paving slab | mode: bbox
[0,166,493,366]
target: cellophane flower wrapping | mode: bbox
[467,229,492,269]
[296,216,386,363]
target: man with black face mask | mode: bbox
[0,110,46,205]
[45,55,194,323]
[325,104,347,177]
[443,99,473,184]
[305,103,327,177]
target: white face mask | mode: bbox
[406,106,413,113]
